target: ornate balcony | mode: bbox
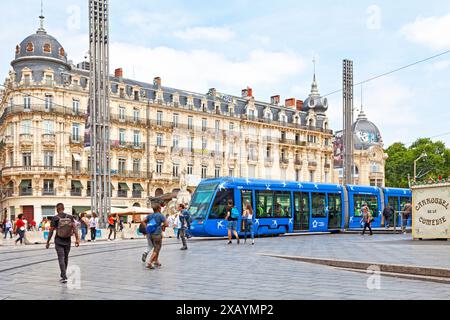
[19,134,33,146]
[42,134,56,147]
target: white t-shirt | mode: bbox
[89,217,99,228]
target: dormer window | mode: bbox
[26,43,34,52]
[59,48,65,56]
[43,43,51,53]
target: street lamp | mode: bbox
[414,152,428,182]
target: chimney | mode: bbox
[114,68,123,78]
[154,77,161,88]
[271,95,280,105]
[285,98,296,108]
[242,87,253,98]
[208,88,217,96]
[296,100,304,111]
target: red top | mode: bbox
[108,217,115,225]
[31,220,36,226]
[16,219,25,229]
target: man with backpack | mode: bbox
[46,203,80,283]
[225,200,240,245]
[142,204,168,269]
[177,203,191,250]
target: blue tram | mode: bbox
[189,178,412,237]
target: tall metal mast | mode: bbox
[89,0,111,228]
[343,59,354,186]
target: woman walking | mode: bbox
[14,214,26,245]
[361,206,373,236]
[89,213,99,242]
[3,219,13,239]
[79,213,89,242]
[243,203,255,245]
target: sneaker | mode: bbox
[146,264,155,270]
[60,278,68,284]
[237,239,240,245]
[141,252,148,263]
[180,247,188,251]
[154,262,162,268]
[228,241,232,245]
[252,240,255,245]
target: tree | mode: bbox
[385,139,450,188]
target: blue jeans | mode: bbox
[81,226,87,241]
[244,220,254,241]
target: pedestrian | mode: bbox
[243,202,255,245]
[361,206,373,236]
[89,212,99,242]
[46,203,80,283]
[79,213,89,242]
[30,219,37,232]
[107,215,116,241]
[3,219,13,239]
[174,212,180,240]
[382,205,393,229]
[119,218,124,232]
[177,203,191,250]
[402,203,412,234]
[14,214,26,245]
[142,204,168,269]
[225,200,240,245]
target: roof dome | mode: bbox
[12,16,68,67]
[302,74,328,115]
[352,110,383,150]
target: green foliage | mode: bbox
[385,139,450,188]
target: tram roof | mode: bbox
[201,177,344,192]
[382,187,412,196]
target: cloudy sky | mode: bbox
[1,0,450,147]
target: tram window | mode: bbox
[189,183,218,219]
[388,197,398,212]
[400,197,410,211]
[311,193,326,218]
[273,192,291,218]
[256,191,273,218]
[210,189,234,220]
[294,193,310,216]
[241,190,253,211]
[353,194,379,217]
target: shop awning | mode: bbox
[72,154,82,162]
[133,183,144,191]
[119,183,130,191]
[71,180,83,189]
[19,180,31,188]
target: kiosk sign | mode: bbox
[412,183,450,239]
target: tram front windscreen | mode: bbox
[189,183,218,220]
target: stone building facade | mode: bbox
[0,20,334,222]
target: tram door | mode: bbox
[327,193,342,229]
[294,192,310,231]
[241,190,254,231]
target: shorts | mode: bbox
[150,234,163,254]
[227,221,238,231]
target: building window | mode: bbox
[72,155,81,174]
[188,116,193,130]
[21,120,31,134]
[157,133,163,147]
[157,111,163,126]
[43,43,51,53]
[118,159,126,175]
[45,95,53,111]
[26,42,34,52]
[229,122,234,132]
[173,164,179,178]
[215,167,221,178]
[133,130,141,146]
[308,135,317,143]
[9,151,14,167]
[324,138,329,146]
[173,135,179,148]
[187,164,193,175]
[249,109,255,119]
[119,106,125,121]
[201,166,207,179]
[296,169,301,181]
[43,180,54,195]
[215,120,220,133]
[133,109,140,122]
[173,114,179,128]
[24,95,31,110]
[43,120,54,135]
[228,142,234,155]
[202,137,207,151]
[202,118,207,132]
[133,159,141,174]
[22,153,31,168]
[72,99,79,114]
[215,140,220,154]
[44,151,54,169]
[229,168,234,177]
[309,170,315,182]
[266,146,271,159]
[156,161,163,175]
[119,129,126,145]
[72,123,80,142]
[188,137,193,152]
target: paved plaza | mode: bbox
[1,233,450,300]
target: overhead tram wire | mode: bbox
[322,49,450,98]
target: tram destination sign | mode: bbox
[412,183,450,239]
